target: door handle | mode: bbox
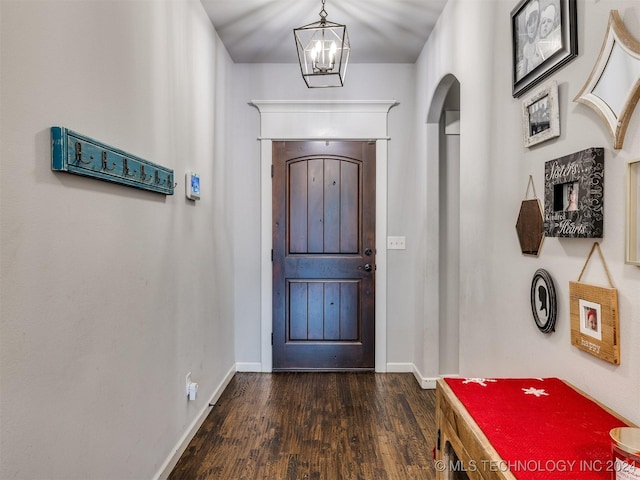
[363,263,373,272]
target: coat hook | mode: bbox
[101,151,115,171]
[123,157,137,177]
[140,165,152,181]
[74,142,91,165]
[51,127,175,196]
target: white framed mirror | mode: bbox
[627,160,640,266]
[574,10,640,149]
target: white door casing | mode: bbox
[250,100,397,372]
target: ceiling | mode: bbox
[199,0,449,64]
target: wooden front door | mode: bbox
[272,141,376,371]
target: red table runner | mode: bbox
[444,377,629,479]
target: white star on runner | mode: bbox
[522,387,549,397]
[462,378,497,387]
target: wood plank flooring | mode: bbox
[169,372,437,480]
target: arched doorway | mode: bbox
[426,75,461,376]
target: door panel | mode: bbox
[272,141,376,371]
[287,280,359,341]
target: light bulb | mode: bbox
[329,41,337,66]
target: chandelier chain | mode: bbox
[319,0,328,24]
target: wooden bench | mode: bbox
[435,377,635,480]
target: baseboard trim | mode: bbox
[386,362,413,373]
[154,364,236,480]
[236,362,263,372]
[411,364,438,390]
[386,362,439,389]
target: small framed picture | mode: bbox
[570,280,619,365]
[530,269,557,333]
[522,80,560,147]
[626,159,640,265]
[579,299,602,341]
[544,147,604,238]
[511,0,577,97]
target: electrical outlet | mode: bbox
[387,236,406,250]
[186,372,192,396]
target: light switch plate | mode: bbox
[387,236,406,250]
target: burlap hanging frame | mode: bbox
[569,242,620,364]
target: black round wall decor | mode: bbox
[530,269,557,334]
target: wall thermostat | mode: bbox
[185,171,200,200]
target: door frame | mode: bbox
[250,100,397,373]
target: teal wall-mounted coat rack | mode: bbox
[51,127,175,195]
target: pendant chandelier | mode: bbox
[293,0,350,88]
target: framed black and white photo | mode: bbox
[530,269,557,333]
[522,80,560,147]
[511,0,577,97]
[544,147,604,238]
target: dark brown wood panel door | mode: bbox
[272,141,376,371]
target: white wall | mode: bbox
[416,0,640,423]
[0,1,235,478]
[230,63,421,369]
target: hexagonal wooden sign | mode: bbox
[516,198,544,256]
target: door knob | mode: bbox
[363,263,373,272]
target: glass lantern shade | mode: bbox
[294,20,350,88]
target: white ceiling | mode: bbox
[199,0,449,64]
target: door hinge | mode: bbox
[271,332,273,345]
[271,249,274,262]
[437,428,441,451]
[271,165,274,178]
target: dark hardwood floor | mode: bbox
[169,372,437,480]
